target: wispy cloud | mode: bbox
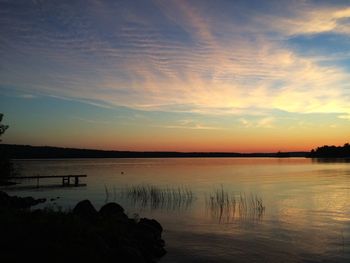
[338,114,350,120]
[154,119,224,130]
[1,0,350,119]
[239,117,275,128]
[17,94,37,99]
[156,124,222,130]
[256,5,350,36]
[71,116,110,125]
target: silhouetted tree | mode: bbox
[0,113,9,141]
[309,143,350,158]
[0,114,14,179]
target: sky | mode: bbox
[1,0,350,152]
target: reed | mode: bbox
[205,186,265,222]
[104,184,110,203]
[120,184,194,210]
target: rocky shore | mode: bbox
[0,191,166,262]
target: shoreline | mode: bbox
[0,143,308,159]
[0,190,166,263]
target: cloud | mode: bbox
[156,124,222,130]
[257,117,275,128]
[1,0,350,118]
[258,6,350,36]
[239,118,252,128]
[71,116,110,125]
[338,114,350,120]
[239,117,275,128]
[17,94,37,99]
[151,118,224,130]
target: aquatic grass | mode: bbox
[249,194,265,214]
[120,184,194,210]
[104,184,110,202]
[205,186,265,222]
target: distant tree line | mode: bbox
[309,143,350,158]
[0,144,307,159]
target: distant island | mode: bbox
[0,144,308,159]
[308,143,350,158]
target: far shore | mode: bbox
[0,144,307,159]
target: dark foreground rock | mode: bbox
[0,191,166,263]
[72,199,98,219]
[0,190,46,208]
[0,180,17,186]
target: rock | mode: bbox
[0,180,17,186]
[36,198,47,204]
[73,199,98,219]
[152,245,167,258]
[138,218,163,233]
[31,209,44,217]
[135,218,166,261]
[22,196,36,208]
[0,191,46,209]
[117,245,145,263]
[135,223,157,241]
[0,191,10,207]
[99,202,125,217]
[0,194,166,263]
[22,197,45,207]
[0,190,9,201]
[136,218,163,241]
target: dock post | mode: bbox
[74,176,79,186]
[62,176,70,186]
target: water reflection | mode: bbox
[118,184,194,211]
[312,158,350,163]
[205,186,265,223]
[114,184,266,223]
[9,158,350,262]
[2,183,87,191]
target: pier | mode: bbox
[10,175,87,187]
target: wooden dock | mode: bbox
[11,175,87,187]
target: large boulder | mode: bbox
[138,218,163,234]
[0,191,9,206]
[0,194,166,263]
[135,218,166,260]
[99,202,125,217]
[136,218,163,240]
[73,199,98,219]
[117,245,146,263]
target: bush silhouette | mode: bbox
[0,114,14,178]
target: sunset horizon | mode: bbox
[0,139,325,153]
[1,0,349,152]
[2,1,350,262]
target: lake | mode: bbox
[5,158,350,262]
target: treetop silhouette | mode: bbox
[0,113,9,142]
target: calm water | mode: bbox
[4,158,350,262]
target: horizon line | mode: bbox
[0,143,309,155]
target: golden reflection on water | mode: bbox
[8,158,350,262]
